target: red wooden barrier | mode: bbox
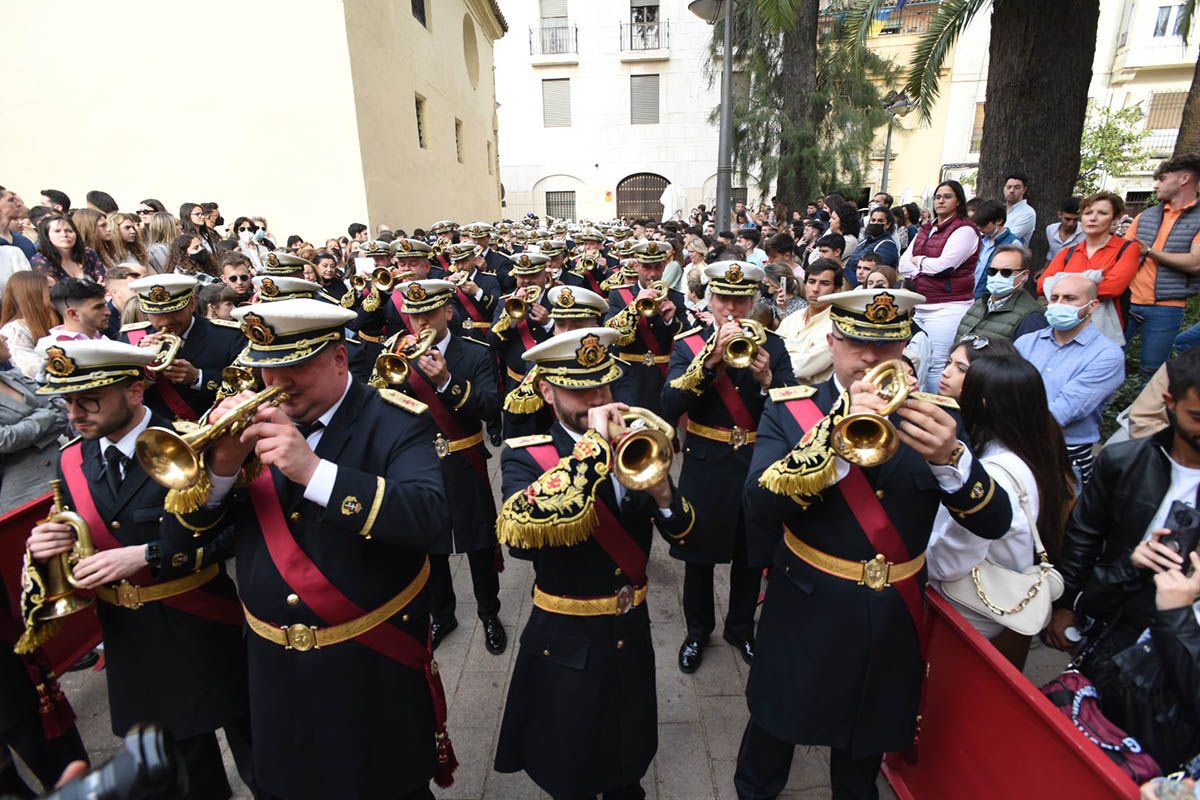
[1,492,101,676]
[883,589,1140,800]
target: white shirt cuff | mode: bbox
[303,459,338,507]
[437,375,452,393]
[929,443,972,493]
[472,287,484,300]
[190,369,203,390]
[541,320,555,333]
[206,469,240,508]
[657,505,674,518]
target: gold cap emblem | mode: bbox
[647,242,660,255]
[241,313,275,345]
[865,293,899,323]
[44,346,75,377]
[575,334,606,368]
[558,288,575,307]
[726,264,744,283]
[519,255,531,267]
[259,278,279,298]
[147,285,171,304]
[406,283,428,302]
[399,239,412,252]
[266,253,279,267]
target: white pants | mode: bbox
[914,300,973,393]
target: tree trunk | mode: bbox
[1174,52,1200,156]
[776,0,820,208]
[977,0,1100,266]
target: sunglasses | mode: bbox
[227,275,251,283]
[985,267,1024,278]
[238,226,256,233]
[138,208,154,215]
[959,334,990,349]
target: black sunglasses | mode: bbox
[138,208,154,215]
[238,226,256,232]
[985,267,1025,278]
[227,275,251,283]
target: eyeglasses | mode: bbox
[64,395,102,414]
[227,275,251,283]
[985,267,1024,278]
[959,334,990,350]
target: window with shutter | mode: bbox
[542,79,572,127]
[631,74,660,125]
[1147,91,1187,129]
[540,0,567,26]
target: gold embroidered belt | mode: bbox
[686,420,756,449]
[615,352,671,367]
[784,529,924,592]
[244,558,430,652]
[533,583,648,616]
[434,430,485,458]
[357,332,383,343]
[96,564,220,610]
[460,319,491,331]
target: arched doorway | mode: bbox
[616,172,669,219]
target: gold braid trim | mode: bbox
[669,332,716,394]
[503,366,544,413]
[164,469,213,515]
[758,392,847,504]
[14,550,60,654]
[362,287,382,313]
[606,304,639,346]
[497,431,611,549]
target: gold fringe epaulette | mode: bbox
[758,392,846,503]
[496,432,611,549]
[14,550,59,654]
[503,366,544,414]
[165,470,213,515]
[606,305,639,346]
[362,287,382,313]
[669,331,716,394]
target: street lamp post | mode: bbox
[881,92,913,195]
[690,0,734,230]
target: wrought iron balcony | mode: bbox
[529,25,578,56]
[620,20,669,51]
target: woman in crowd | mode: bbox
[928,349,1071,668]
[899,180,981,392]
[108,212,150,267]
[902,202,921,244]
[0,331,70,509]
[71,208,119,271]
[685,237,708,273]
[864,264,901,289]
[165,233,219,282]
[661,237,686,294]
[845,206,900,282]
[0,272,59,380]
[145,211,179,273]
[198,283,238,321]
[231,216,269,271]
[763,262,805,320]
[29,214,105,284]
[1037,190,1139,344]
[828,202,860,258]
[893,205,911,252]
[179,202,219,253]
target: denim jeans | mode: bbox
[1175,320,1200,354]
[1126,303,1185,381]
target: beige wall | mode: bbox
[0,0,503,242]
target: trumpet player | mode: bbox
[25,339,254,800]
[376,279,506,655]
[735,288,1012,799]
[605,240,689,417]
[163,299,455,799]
[461,222,511,291]
[490,253,555,438]
[121,274,245,423]
[494,327,696,800]
[443,241,501,337]
[662,261,795,674]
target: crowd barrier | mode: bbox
[883,589,1140,799]
[1,492,101,676]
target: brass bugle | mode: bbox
[504,285,543,320]
[579,256,599,271]
[374,327,438,386]
[372,267,396,293]
[141,332,182,374]
[33,479,95,623]
[610,407,675,490]
[135,385,289,490]
[215,366,259,401]
[634,281,668,318]
[350,273,369,292]
[829,359,908,467]
[724,319,768,369]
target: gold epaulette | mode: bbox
[209,318,241,328]
[769,385,817,402]
[120,320,152,332]
[911,391,960,410]
[58,435,82,451]
[378,388,428,414]
[674,326,702,341]
[505,434,553,449]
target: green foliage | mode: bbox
[1075,102,1151,196]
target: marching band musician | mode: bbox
[443,241,502,338]
[461,222,511,292]
[164,299,456,800]
[120,274,244,423]
[604,240,689,417]
[493,327,696,800]
[735,288,1013,799]
[491,252,556,439]
[661,261,796,674]
[23,340,253,800]
[372,279,506,654]
[428,220,457,272]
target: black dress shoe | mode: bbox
[489,431,503,447]
[723,631,754,665]
[482,616,507,655]
[430,618,458,651]
[66,649,100,672]
[678,637,704,673]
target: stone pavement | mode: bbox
[41,449,1070,799]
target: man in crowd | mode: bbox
[102,264,145,339]
[86,191,118,215]
[736,287,1013,798]
[972,199,1022,298]
[26,339,254,799]
[462,222,511,290]
[1003,172,1037,245]
[1045,197,1084,265]
[0,185,35,263]
[775,258,841,385]
[168,298,453,799]
[815,233,845,267]
[738,228,767,267]
[1126,154,1200,382]
[764,232,799,277]
[662,261,795,673]
[441,242,500,337]
[956,244,1047,343]
[219,251,255,305]
[492,252,555,438]
[1016,273,1124,487]
[39,279,110,356]
[347,222,369,244]
[494,326,695,800]
[39,189,69,214]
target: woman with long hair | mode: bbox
[928,351,1074,668]
[71,208,119,270]
[165,233,218,281]
[29,214,105,283]
[179,202,219,253]
[230,216,269,271]
[145,212,179,273]
[108,212,150,267]
[0,271,60,378]
[828,201,861,258]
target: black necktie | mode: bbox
[297,420,325,441]
[103,446,127,498]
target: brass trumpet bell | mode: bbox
[350,273,369,292]
[611,408,675,490]
[35,480,95,622]
[504,285,543,320]
[634,281,668,318]
[723,319,768,369]
[135,385,289,490]
[829,360,908,467]
[141,333,182,374]
[374,328,438,386]
[372,267,396,293]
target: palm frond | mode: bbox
[1181,0,1196,45]
[904,0,991,123]
[837,0,900,53]
[754,0,805,30]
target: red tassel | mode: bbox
[493,542,506,574]
[424,653,457,788]
[434,728,458,788]
[23,651,75,739]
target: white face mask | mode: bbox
[238,230,253,244]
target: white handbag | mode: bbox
[939,461,1064,636]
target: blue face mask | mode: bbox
[1045,302,1089,331]
[986,273,1016,297]
[254,228,266,242]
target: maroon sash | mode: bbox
[679,333,757,431]
[124,328,199,422]
[780,399,924,635]
[584,270,605,296]
[526,444,648,586]
[59,444,242,625]
[404,364,489,482]
[388,291,414,333]
[514,317,538,353]
[247,472,457,786]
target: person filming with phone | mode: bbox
[1052,346,1200,772]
